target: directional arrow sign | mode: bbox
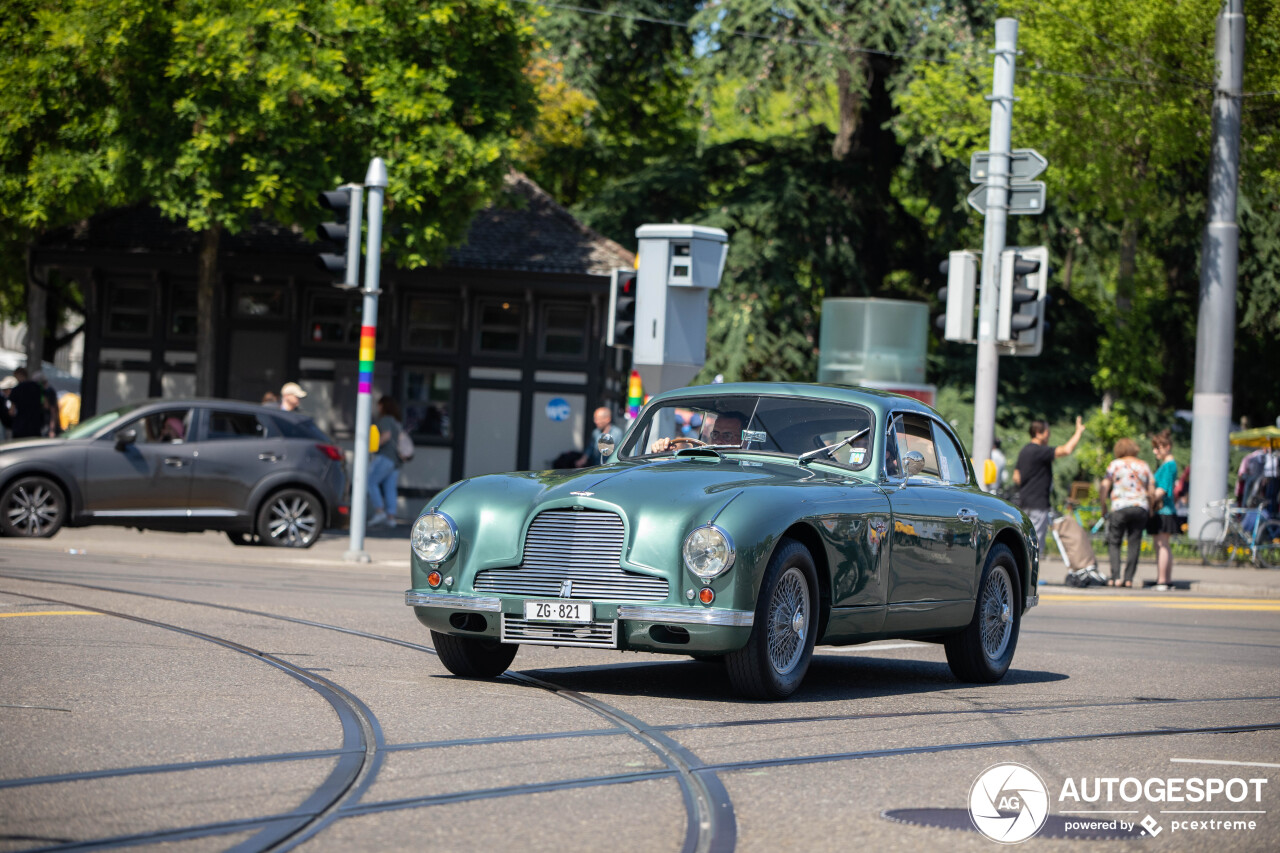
[970,148,1049,183]
[967,181,1046,216]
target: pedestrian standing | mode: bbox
[279,382,307,412]
[984,437,1007,495]
[1101,437,1155,588]
[368,396,406,528]
[577,405,625,467]
[4,368,45,439]
[1150,431,1179,590]
[1013,416,1087,552]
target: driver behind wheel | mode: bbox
[650,411,745,453]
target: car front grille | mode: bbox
[500,614,618,648]
[473,509,668,602]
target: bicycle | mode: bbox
[1198,498,1280,569]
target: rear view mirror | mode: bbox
[903,451,926,478]
[115,429,137,450]
[596,433,616,459]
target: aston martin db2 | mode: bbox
[406,383,1038,699]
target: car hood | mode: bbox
[0,437,68,457]
[433,456,863,572]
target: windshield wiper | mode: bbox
[797,428,870,466]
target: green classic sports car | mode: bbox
[405,382,1039,699]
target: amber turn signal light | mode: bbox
[698,587,715,605]
[427,571,442,588]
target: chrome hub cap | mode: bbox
[981,567,1014,660]
[767,567,810,675]
[266,496,318,545]
[6,483,58,536]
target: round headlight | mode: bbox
[412,512,457,563]
[682,524,735,581]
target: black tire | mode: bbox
[725,538,819,700]
[0,476,67,538]
[430,630,518,678]
[225,531,260,547]
[1198,519,1228,565]
[1254,519,1280,569]
[944,543,1021,683]
[256,488,323,548]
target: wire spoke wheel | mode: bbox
[765,567,810,676]
[979,566,1014,661]
[1,476,66,538]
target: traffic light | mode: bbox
[317,184,363,289]
[606,267,637,348]
[997,245,1049,356]
[935,250,979,343]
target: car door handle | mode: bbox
[163,457,187,468]
[956,508,979,523]
[258,453,281,462]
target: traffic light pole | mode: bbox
[1188,0,1244,540]
[345,157,388,563]
[971,18,1018,471]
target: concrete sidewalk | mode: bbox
[4,525,1278,597]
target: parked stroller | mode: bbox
[1052,512,1108,587]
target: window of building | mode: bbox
[403,297,458,352]
[234,281,287,319]
[475,299,524,354]
[403,367,453,439]
[306,292,359,345]
[539,302,590,359]
[104,281,153,337]
[169,281,197,340]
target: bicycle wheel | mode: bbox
[1198,519,1228,565]
[1253,519,1280,569]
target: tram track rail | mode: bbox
[3,569,1280,853]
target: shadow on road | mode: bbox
[509,654,1068,705]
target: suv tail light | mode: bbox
[316,444,343,461]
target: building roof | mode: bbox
[35,171,634,278]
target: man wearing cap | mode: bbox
[280,382,307,413]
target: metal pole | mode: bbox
[1188,0,1244,540]
[972,18,1018,466]
[345,157,389,563]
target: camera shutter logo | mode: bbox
[969,763,1050,843]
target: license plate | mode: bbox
[523,600,593,623]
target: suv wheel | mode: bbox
[1,476,67,538]
[257,488,322,548]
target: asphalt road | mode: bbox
[1,536,1277,853]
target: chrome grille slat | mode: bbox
[500,615,618,648]
[473,509,668,602]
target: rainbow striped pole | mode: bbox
[345,157,388,562]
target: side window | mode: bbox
[208,411,269,440]
[932,422,968,485]
[892,413,942,480]
[884,415,903,478]
[116,409,193,444]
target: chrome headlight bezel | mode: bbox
[411,511,458,564]
[682,524,735,581]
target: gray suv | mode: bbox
[0,399,348,548]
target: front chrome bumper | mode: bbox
[404,591,753,627]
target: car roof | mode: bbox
[646,382,939,418]
[128,398,314,421]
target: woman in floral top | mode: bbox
[1101,437,1154,587]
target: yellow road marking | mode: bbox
[1040,594,1280,612]
[0,610,99,618]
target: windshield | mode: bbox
[60,403,139,440]
[620,394,875,471]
